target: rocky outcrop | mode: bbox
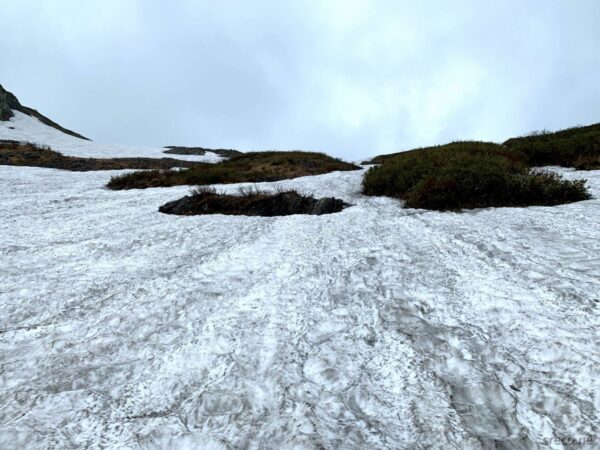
[0,84,90,140]
[159,190,350,216]
[0,85,20,121]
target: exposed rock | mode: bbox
[0,85,19,121]
[159,191,350,216]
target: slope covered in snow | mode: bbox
[1,150,599,447]
[0,111,224,163]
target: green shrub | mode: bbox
[362,142,590,210]
[368,122,600,170]
[504,123,600,168]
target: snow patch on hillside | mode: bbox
[0,162,599,448]
[0,111,223,163]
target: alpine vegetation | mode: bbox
[362,141,590,211]
[107,151,360,190]
[0,141,206,171]
[159,186,350,216]
[503,123,600,169]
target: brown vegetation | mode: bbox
[159,186,350,216]
[108,151,361,190]
[0,141,206,171]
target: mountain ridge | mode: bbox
[0,84,89,140]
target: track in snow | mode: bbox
[1,165,599,449]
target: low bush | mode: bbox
[108,151,360,190]
[367,122,600,170]
[573,154,600,170]
[158,187,350,216]
[362,141,590,210]
[503,123,600,168]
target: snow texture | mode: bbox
[1,118,599,449]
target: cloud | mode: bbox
[1,0,599,160]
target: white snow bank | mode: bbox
[0,111,224,163]
[0,164,599,448]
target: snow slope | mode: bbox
[0,111,224,163]
[1,114,599,448]
[1,157,599,448]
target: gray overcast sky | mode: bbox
[1,0,600,160]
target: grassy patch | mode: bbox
[0,141,206,171]
[159,186,349,216]
[503,123,600,168]
[107,151,360,190]
[362,141,590,210]
[368,122,600,169]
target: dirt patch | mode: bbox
[159,189,350,216]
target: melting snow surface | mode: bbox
[0,126,599,448]
[0,111,224,163]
